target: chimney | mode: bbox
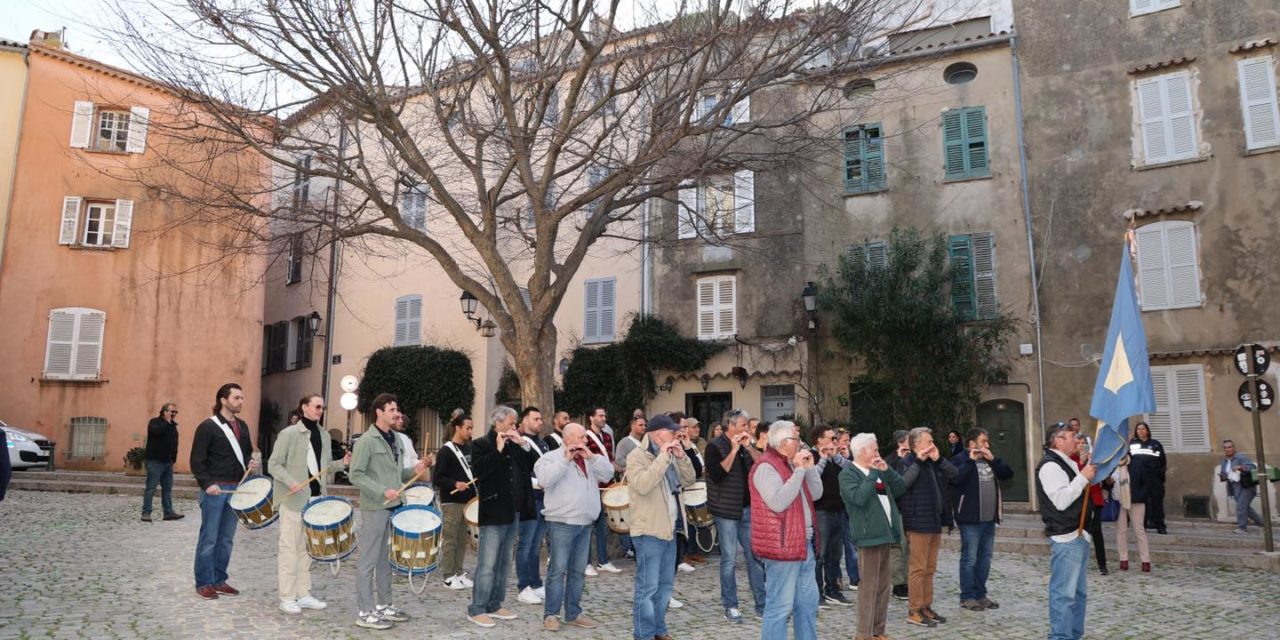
[30,28,67,49]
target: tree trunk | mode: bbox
[508,323,558,420]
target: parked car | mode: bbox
[2,419,54,470]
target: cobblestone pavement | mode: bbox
[1,491,1276,640]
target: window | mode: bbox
[943,62,978,85]
[843,78,875,99]
[847,240,888,269]
[942,107,989,179]
[291,316,313,369]
[1135,71,1199,165]
[1238,56,1280,150]
[843,124,885,193]
[264,321,288,373]
[696,275,737,340]
[293,155,313,209]
[1147,364,1209,452]
[676,171,755,239]
[69,102,149,153]
[696,89,749,126]
[59,197,133,249]
[1130,0,1180,17]
[286,233,304,285]
[43,307,106,380]
[1135,220,1202,310]
[585,165,607,214]
[584,277,617,344]
[592,74,618,114]
[68,416,108,459]
[543,88,560,126]
[394,295,422,347]
[949,232,998,320]
[400,183,428,232]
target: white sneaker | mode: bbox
[534,586,546,598]
[296,595,327,610]
[677,562,695,573]
[444,575,469,590]
[279,599,302,615]
[518,586,544,604]
[459,572,475,587]
[668,596,683,609]
[584,564,599,577]
[356,611,393,630]
[597,562,621,574]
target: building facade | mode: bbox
[0,38,27,270]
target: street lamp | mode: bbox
[307,310,324,338]
[460,290,497,338]
[801,281,818,330]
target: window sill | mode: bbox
[68,244,119,252]
[39,377,108,385]
[1141,302,1204,312]
[1129,6,1179,18]
[697,335,737,342]
[841,187,888,198]
[582,338,615,346]
[942,174,992,184]
[83,148,132,156]
[1243,144,1280,157]
[1132,154,1210,171]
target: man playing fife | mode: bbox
[950,427,1014,611]
[536,423,614,631]
[840,432,907,640]
[1037,422,1098,640]
[704,408,765,622]
[751,421,823,640]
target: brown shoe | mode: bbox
[163,512,186,521]
[213,583,240,596]
[654,635,674,640]
[141,514,152,522]
[567,616,599,629]
[543,616,560,631]
[196,586,218,600]
[490,608,517,620]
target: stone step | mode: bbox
[939,534,1280,572]
[9,475,362,503]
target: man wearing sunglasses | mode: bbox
[142,403,183,522]
[1036,421,1098,640]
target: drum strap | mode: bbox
[445,442,474,482]
[585,430,609,461]
[212,415,246,470]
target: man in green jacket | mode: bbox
[840,432,907,640]
[348,393,430,630]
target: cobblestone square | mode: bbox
[1,491,1276,639]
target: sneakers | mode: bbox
[468,614,496,628]
[668,596,683,609]
[140,514,152,523]
[848,582,859,591]
[543,616,561,632]
[279,599,302,615]
[818,598,831,610]
[1233,528,1249,534]
[823,591,853,607]
[196,586,218,600]
[978,597,999,610]
[212,583,239,596]
[677,562,695,573]
[567,616,599,629]
[459,572,475,587]
[924,606,947,624]
[518,587,544,604]
[596,562,621,573]
[163,512,186,521]
[296,596,327,610]
[624,549,636,560]
[356,611,393,630]
[891,584,909,600]
[375,605,409,622]
[960,599,984,611]
[534,585,545,599]
[584,564,599,577]
[725,607,743,623]
[907,609,937,628]
[490,608,518,620]
[444,575,469,590]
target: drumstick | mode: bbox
[384,469,430,505]
[449,477,478,495]
[287,467,330,495]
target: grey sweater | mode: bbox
[752,462,824,540]
[535,450,616,525]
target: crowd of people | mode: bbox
[165,381,1266,640]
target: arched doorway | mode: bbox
[977,399,1028,502]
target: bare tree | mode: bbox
[104,0,922,410]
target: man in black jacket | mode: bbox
[884,430,911,600]
[142,403,183,522]
[190,383,257,601]
[950,428,1014,611]
[434,412,476,590]
[703,408,765,622]
[897,427,957,628]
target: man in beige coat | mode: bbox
[268,394,349,614]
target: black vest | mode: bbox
[814,454,845,512]
[707,436,750,520]
[1035,451,1089,537]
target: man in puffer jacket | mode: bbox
[896,427,957,628]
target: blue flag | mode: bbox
[1088,243,1156,484]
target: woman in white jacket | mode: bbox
[1111,455,1151,572]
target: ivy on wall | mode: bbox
[359,345,476,438]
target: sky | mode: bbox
[1,0,136,69]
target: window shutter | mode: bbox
[1130,0,1154,14]
[406,296,422,344]
[519,288,532,310]
[697,278,717,339]
[70,101,94,149]
[1163,221,1201,308]
[942,110,966,178]
[584,279,600,342]
[865,240,888,269]
[1136,77,1170,162]
[733,170,754,233]
[394,297,409,346]
[60,196,82,245]
[1173,366,1208,451]
[599,278,616,342]
[73,311,106,379]
[1238,56,1280,150]
[963,108,989,176]
[1146,367,1175,444]
[731,92,750,124]
[112,199,134,248]
[125,106,150,153]
[717,277,737,338]
[401,186,428,232]
[1165,73,1197,159]
[677,183,697,239]
[44,309,77,378]
[972,231,998,319]
[865,124,885,190]
[949,235,976,320]
[843,129,862,192]
[1135,224,1170,310]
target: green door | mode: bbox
[977,399,1028,502]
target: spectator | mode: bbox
[884,429,911,601]
[1067,418,1108,575]
[1128,422,1167,535]
[897,427,957,628]
[1111,454,1150,573]
[141,403,183,522]
[839,432,906,640]
[950,427,1013,611]
[1218,439,1264,534]
[946,430,964,458]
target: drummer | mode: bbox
[434,411,476,590]
[349,393,430,630]
[190,382,258,601]
[268,394,351,615]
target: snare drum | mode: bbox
[389,505,443,576]
[301,496,356,563]
[402,483,438,508]
[601,484,631,534]
[228,476,277,530]
[681,481,713,529]
[464,497,480,547]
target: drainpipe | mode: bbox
[0,43,31,282]
[1010,33,1047,435]
[319,122,347,413]
[641,199,652,315]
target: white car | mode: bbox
[2,419,53,470]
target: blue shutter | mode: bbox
[949,235,976,320]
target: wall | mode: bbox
[0,42,27,271]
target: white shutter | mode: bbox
[697,278,717,339]
[1165,73,1197,160]
[677,182,697,239]
[1135,224,1171,310]
[1163,221,1201,308]
[59,196,81,245]
[1130,0,1154,13]
[731,92,750,124]
[733,170,755,234]
[44,310,77,378]
[972,232,998,319]
[73,311,105,379]
[599,278,616,342]
[1137,77,1170,163]
[1238,56,1280,150]
[1173,366,1208,452]
[584,279,600,342]
[125,106,150,153]
[1146,367,1175,444]
[406,296,422,344]
[717,277,737,338]
[70,101,94,148]
[112,199,133,248]
[394,297,409,346]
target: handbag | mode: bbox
[1100,497,1121,522]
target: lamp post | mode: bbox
[459,290,498,338]
[801,281,818,330]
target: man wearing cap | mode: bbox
[625,414,696,640]
[1037,422,1098,640]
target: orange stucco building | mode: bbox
[0,33,265,472]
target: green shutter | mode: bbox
[865,125,885,190]
[949,234,977,320]
[843,128,863,192]
[844,123,885,193]
[943,111,966,178]
[943,107,989,179]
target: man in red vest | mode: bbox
[749,420,822,640]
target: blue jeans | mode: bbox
[469,523,517,616]
[193,486,238,588]
[632,534,676,640]
[621,533,634,555]
[590,511,610,565]
[516,495,547,589]
[1048,535,1089,640]
[1234,487,1264,530]
[142,460,175,515]
[843,521,860,584]
[958,521,996,601]
[714,508,766,613]
[544,521,591,621]
[762,545,819,640]
[816,510,847,594]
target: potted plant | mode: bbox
[123,447,146,476]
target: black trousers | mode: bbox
[1144,482,1167,531]
[1088,502,1107,570]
